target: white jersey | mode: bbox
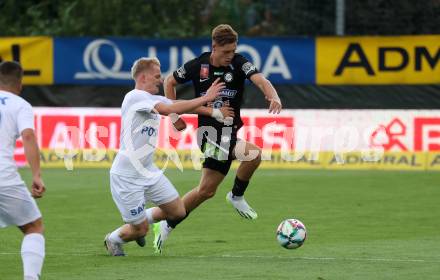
[0,90,34,187]
[110,89,172,184]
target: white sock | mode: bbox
[162,220,173,233]
[108,227,126,244]
[145,208,156,225]
[21,233,45,280]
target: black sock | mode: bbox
[231,176,249,197]
[166,211,190,229]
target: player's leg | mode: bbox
[233,140,262,181]
[226,140,261,220]
[143,175,186,253]
[182,167,226,212]
[116,221,149,242]
[147,144,230,252]
[105,174,149,256]
[19,218,45,280]
[0,184,45,280]
[179,128,232,213]
[151,197,186,253]
[145,197,186,223]
[147,167,226,230]
[105,221,148,256]
[150,168,225,251]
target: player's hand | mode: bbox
[204,78,225,101]
[172,117,187,131]
[267,96,282,114]
[219,105,234,126]
[211,105,234,125]
[219,105,235,118]
[31,176,46,199]
[169,113,187,131]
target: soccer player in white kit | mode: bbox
[104,57,224,256]
[0,61,46,280]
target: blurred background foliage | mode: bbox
[0,0,439,37]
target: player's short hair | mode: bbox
[0,61,23,87]
[212,24,238,46]
[131,57,161,79]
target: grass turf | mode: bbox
[1,168,439,279]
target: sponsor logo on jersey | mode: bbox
[214,71,224,76]
[140,126,157,136]
[219,89,237,98]
[201,89,237,98]
[224,72,233,82]
[200,64,209,82]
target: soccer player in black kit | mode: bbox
[150,24,282,253]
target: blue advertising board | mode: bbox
[54,37,315,85]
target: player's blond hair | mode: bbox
[212,24,238,46]
[131,57,161,79]
[0,61,23,87]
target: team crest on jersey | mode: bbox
[200,64,209,80]
[224,72,233,82]
[213,99,224,108]
[242,62,256,75]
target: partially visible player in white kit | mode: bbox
[104,57,224,256]
[0,61,46,280]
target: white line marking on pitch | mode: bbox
[0,252,439,263]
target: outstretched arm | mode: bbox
[165,74,234,120]
[165,74,216,115]
[156,78,225,115]
[250,73,282,114]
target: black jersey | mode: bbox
[173,52,259,131]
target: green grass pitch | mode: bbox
[1,168,440,279]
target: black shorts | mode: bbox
[198,128,237,176]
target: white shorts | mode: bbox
[0,184,42,228]
[110,173,179,224]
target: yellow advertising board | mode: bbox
[317,35,440,84]
[38,149,439,171]
[245,151,325,170]
[427,153,440,171]
[324,152,427,171]
[0,37,53,85]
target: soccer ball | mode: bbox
[276,219,307,249]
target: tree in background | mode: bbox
[1,0,439,37]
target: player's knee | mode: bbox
[197,184,217,200]
[253,147,262,164]
[176,207,187,220]
[139,227,148,237]
[132,221,148,237]
[20,218,44,235]
[247,147,261,167]
[168,207,186,221]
